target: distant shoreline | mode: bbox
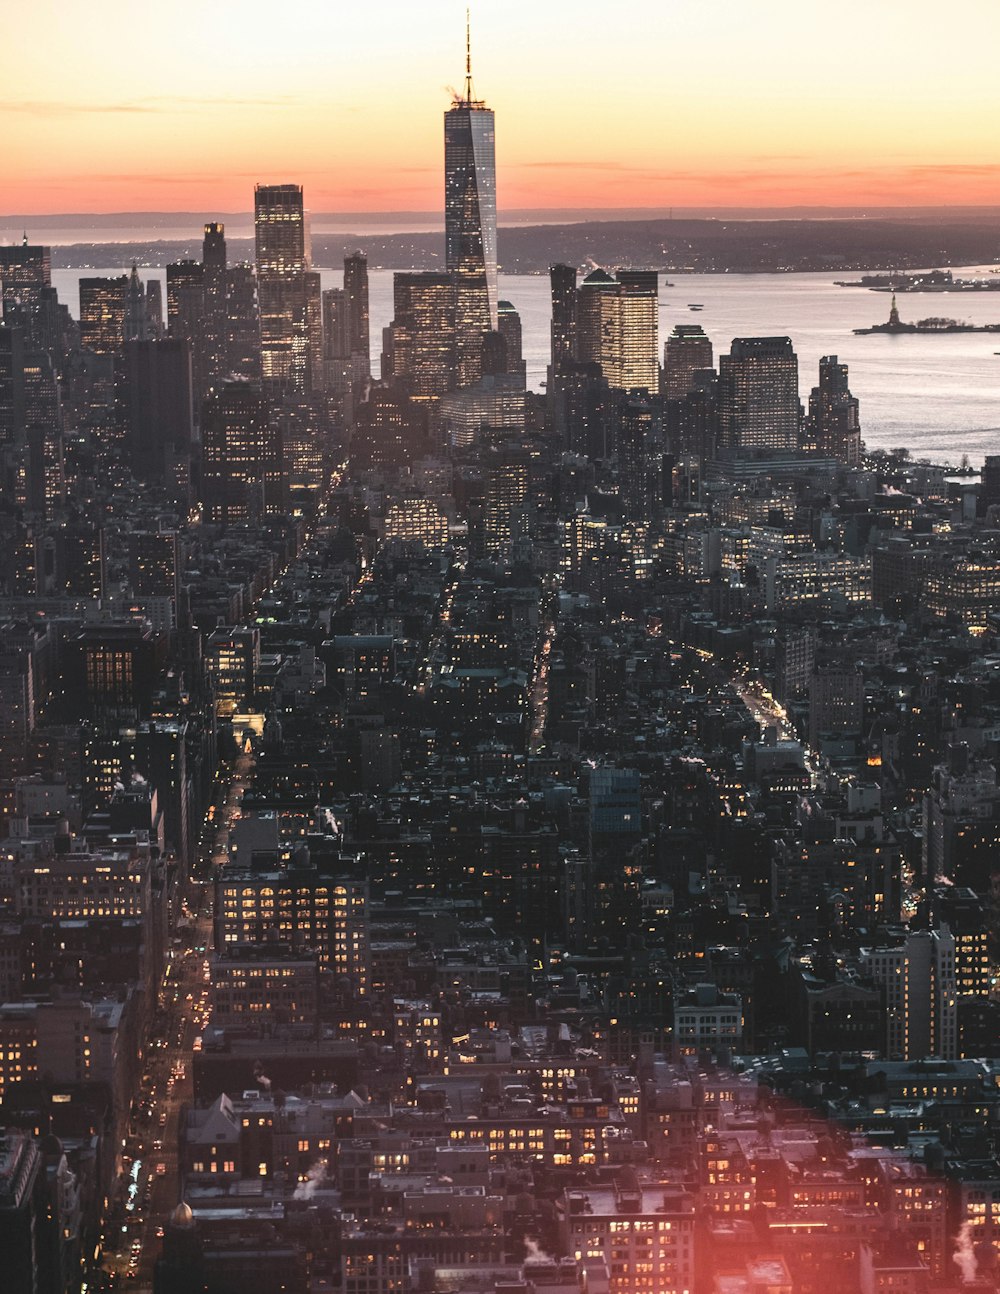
[9,203,1000,226]
[22,213,1000,277]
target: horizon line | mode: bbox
[6,203,1000,222]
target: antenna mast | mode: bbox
[465,8,473,103]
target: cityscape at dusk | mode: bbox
[3,4,1000,1294]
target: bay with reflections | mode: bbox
[52,266,1000,466]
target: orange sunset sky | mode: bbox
[4,0,1000,215]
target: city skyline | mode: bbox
[6,0,1000,214]
[6,7,1000,1294]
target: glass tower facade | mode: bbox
[445,78,497,388]
[254,184,314,394]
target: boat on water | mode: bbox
[688,303,704,310]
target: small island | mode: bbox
[854,294,1000,334]
[837,268,1000,292]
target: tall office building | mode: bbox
[123,339,194,501]
[225,263,261,382]
[718,336,800,453]
[202,221,228,392]
[666,369,719,464]
[550,263,578,370]
[497,300,526,383]
[200,380,281,524]
[555,361,612,459]
[663,323,713,399]
[351,384,427,471]
[0,242,52,349]
[484,451,529,560]
[808,353,861,466]
[254,184,315,394]
[323,286,350,391]
[124,263,157,342]
[445,20,498,387]
[21,349,65,519]
[616,394,657,522]
[343,251,371,381]
[860,927,957,1060]
[576,268,659,394]
[576,268,620,375]
[0,323,25,450]
[384,272,456,401]
[616,270,659,393]
[79,275,129,354]
[0,242,51,301]
[166,259,204,343]
[276,398,327,497]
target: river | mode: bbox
[50,265,1000,466]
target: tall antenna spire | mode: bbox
[465,7,473,104]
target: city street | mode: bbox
[98,748,250,1293]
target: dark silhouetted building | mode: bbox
[663,323,713,400]
[123,339,194,501]
[809,353,861,466]
[201,380,281,524]
[344,250,370,381]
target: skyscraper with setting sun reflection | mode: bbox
[444,17,497,388]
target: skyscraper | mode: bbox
[575,268,659,394]
[322,286,350,381]
[384,272,456,401]
[616,270,660,394]
[549,263,578,371]
[200,380,281,524]
[663,323,713,400]
[79,276,129,354]
[484,450,529,560]
[0,242,52,348]
[809,354,861,466]
[497,300,526,383]
[718,336,800,453]
[616,394,657,522]
[445,18,498,388]
[225,263,261,382]
[123,339,194,502]
[0,323,26,451]
[124,264,154,342]
[21,349,65,519]
[166,259,203,336]
[343,251,371,381]
[202,221,228,392]
[254,184,314,394]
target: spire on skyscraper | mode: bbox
[464,7,474,105]
[454,7,483,108]
[444,5,499,370]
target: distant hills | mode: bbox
[22,212,1000,276]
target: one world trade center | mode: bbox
[444,16,498,388]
